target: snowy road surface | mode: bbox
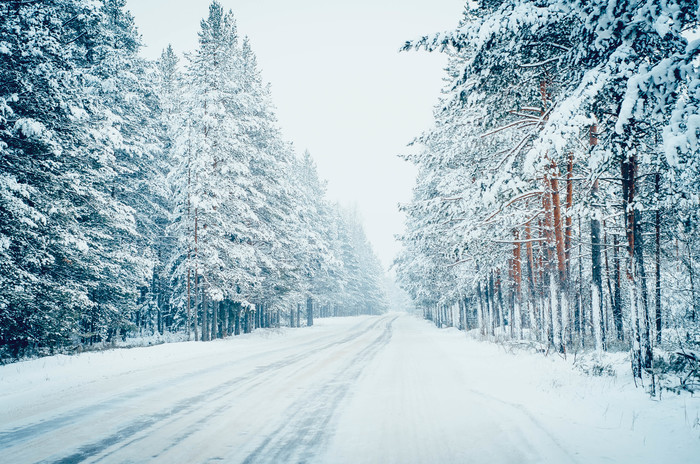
[1,313,699,463]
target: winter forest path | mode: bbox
[1,314,696,463]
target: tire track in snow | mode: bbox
[240,315,398,464]
[0,316,383,451]
[29,316,389,463]
[84,319,390,463]
[462,387,579,464]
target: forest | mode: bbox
[0,0,389,361]
[1,1,700,460]
[395,0,700,394]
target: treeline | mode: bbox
[0,0,388,360]
[396,0,699,392]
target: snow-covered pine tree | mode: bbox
[168,2,260,340]
[341,208,389,316]
[398,0,699,390]
[86,0,172,339]
[291,150,336,326]
[0,0,160,357]
[153,44,184,334]
[235,36,302,330]
[0,0,90,357]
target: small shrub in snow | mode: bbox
[575,358,617,377]
[654,350,700,394]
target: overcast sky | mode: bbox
[125,0,466,269]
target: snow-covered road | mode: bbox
[1,313,698,463]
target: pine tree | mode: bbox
[0,0,161,356]
[397,0,699,390]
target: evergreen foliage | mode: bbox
[396,0,699,393]
[0,0,387,361]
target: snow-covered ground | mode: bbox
[0,313,698,463]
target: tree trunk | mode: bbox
[689,244,697,323]
[565,156,575,347]
[542,180,557,348]
[487,274,495,337]
[565,154,574,268]
[193,272,199,342]
[630,278,643,381]
[577,216,585,347]
[476,280,485,336]
[591,178,606,352]
[612,233,623,340]
[307,297,314,327]
[186,267,192,340]
[548,272,559,349]
[201,289,208,342]
[634,210,653,369]
[212,300,218,340]
[513,231,523,339]
[234,306,241,335]
[466,297,474,330]
[550,161,569,351]
[603,221,615,341]
[622,152,652,377]
[525,223,537,340]
[655,173,662,345]
[622,154,641,380]
[495,271,504,336]
[537,220,548,343]
[186,131,193,342]
[224,301,230,337]
[193,207,199,342]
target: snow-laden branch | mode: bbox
[492,132,536,172]
[482,107,552,139]
[511,210,544,229]
[492,238,547,244]
[64,31,87,45]
[523,41,572,52]
[481,190,544,225]
[481,120,539,138]
[518,56,563,68]
[509,110,543,120]
[447,258,472,268]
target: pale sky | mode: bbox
[125,0,466,269]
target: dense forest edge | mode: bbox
[0,0,389,362]
[395,0,700,396]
